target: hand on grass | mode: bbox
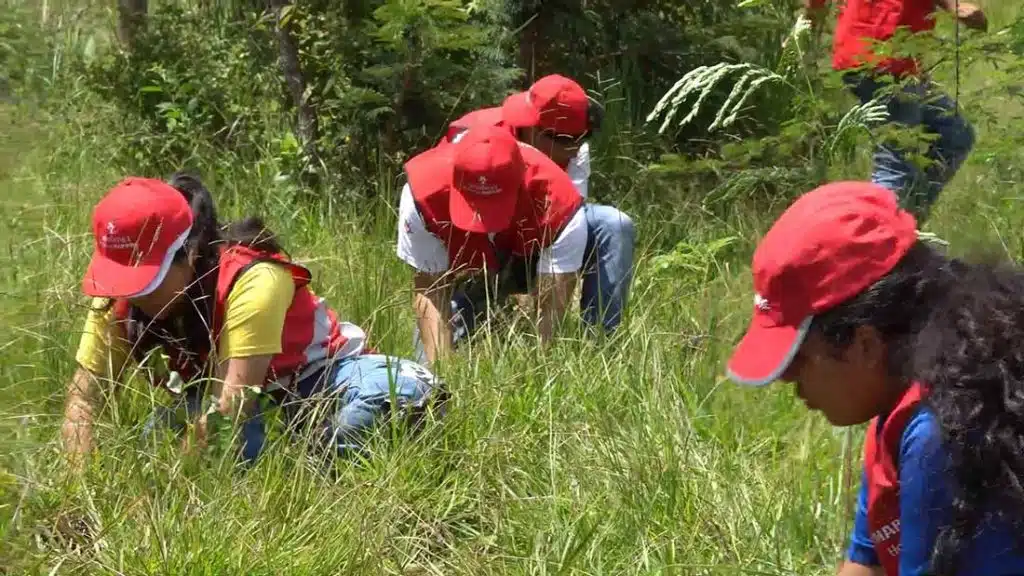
[182,413,210,455]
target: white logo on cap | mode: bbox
[465,174,503,196]
[99,219,137,251]
[754,293,771,311]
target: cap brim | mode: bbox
[501,92,541,128]
[725,312,813,387]
[449,188,518,234]
[81,226,191,298]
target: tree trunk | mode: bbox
[269,0,321,187]
[517,12,539,86]
[116,0,148,51]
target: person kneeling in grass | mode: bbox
[63,174,444,468]
[726,181,1024,575]
[445,74,599,200]
[441,74,635,330]
[397,125,634,367]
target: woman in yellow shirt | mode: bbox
[64,173,445,467]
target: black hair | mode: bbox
[123,172,284,378]
[167,172,283,256]
[810,241,1024,572]
[810,242,960,376]
[912,256,1024,574]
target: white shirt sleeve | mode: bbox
[396,183,450,274]
[566,142,590,199]
[536,205,588,275]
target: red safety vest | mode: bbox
[114,244,364,392]
[863,381,928,575]
[812,0,937,77]
[444,107,509,144]
[404,140,583,274]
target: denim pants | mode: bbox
[142,354,444,464]
[844,72,975,221]
[412,203,636,363]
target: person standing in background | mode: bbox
[804,0,987,221]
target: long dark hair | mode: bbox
[810,241,1024,573]
[124,172,284,376]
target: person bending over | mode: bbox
[64,174,444,468]
[397,126,633,366]
[726,181,1024,575]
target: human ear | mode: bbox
[850,324,887,370]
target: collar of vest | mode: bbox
[863,380,928,574]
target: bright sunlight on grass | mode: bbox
[2,0,1024,574]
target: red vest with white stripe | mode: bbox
[445,107,509,143]
[404,141,584,273]
[114,245,364,392]
[863,382,927,576]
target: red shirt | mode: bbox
[812,0,939,76]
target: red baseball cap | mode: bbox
[82,177,194,298]
[502,74,590,137]
[448,125,526,233]
[726,181,918,386]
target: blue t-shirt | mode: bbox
[847,408,1024,574]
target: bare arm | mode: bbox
[62,367,102,471]
[194,354,273,449]
[535,272,576,344]
[936,0,988,30]
[414,271,452,367]
[837,562,884,576]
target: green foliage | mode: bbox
[82,4,283,175]
[649,235,741,294]
[0,2,54,100]
[293,0,519,191]
[63,0,521,195]
[3,0,1024,573]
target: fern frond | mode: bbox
[828,97,889,156]
[713,72,783,130]
[645,64,718,131]
[709,69,757,132]
[646,63,787,134]
[777,13,812,74]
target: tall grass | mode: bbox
[2,0,1024,574]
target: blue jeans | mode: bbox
[142,354,444,464]
[844,73,975,221]
[412,203,636,363]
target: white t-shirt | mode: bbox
[396,183,588,275]
[566,142,590,200]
